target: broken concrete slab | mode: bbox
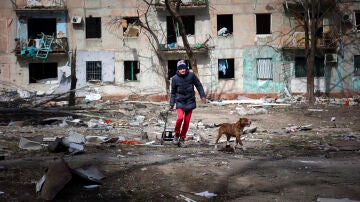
[18,136,44,150]
[72,165,105,184]
[39,158,72,200]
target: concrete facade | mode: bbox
[0,0,359,101]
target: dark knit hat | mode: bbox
[177,59,187,70]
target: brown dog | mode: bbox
[215,118,251,149]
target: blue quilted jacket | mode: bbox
[170,69,206,111]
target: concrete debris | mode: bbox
[83,184,101,189]
[37,159,105,200]
[39,159,72,200]
[68,143,84,154]
[18,136,45,150]
[85,135,109,144]
[64,131,85,144]
[84,93,102,103]
[72,165,105,184]
[47,137,68,153]
[286,124,312,133]
[179,194,197,202]
[317,198,360,202]
[195,191,217,198]
[333,140,360,151]
[236,105,268,116]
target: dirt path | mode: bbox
[0,103,359,201]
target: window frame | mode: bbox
[124,61,140,81]
[122,17,140,37]
[354,55,360,76]
[29,62,58,83]
[218,58,235,80]
[295,57,325,78]
[256,13,271,35]
[217,14,233,37]
[256,58,273,80]
[166,15,195,44]
[355,11,360,31]
[86,61,102,81]
[86,17,101,39]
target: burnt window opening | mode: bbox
[86,17,101,38]
[29,63,57,83]
[166,16,195,44]
[86,61,102,81]
[218,59,234,79]
[256,58,273,80]
[167,60,192,79]
[295,57,324,78]
[355,11,360,31]
[124,61,140,81]
[28,18,56,39]
[122,17,140,37]
[217,14,233,37]
[354,55,360,76]
[256,14,271,34]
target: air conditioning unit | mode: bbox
[71,16,82,24]
[325,53,337,63]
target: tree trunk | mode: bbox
[69,49,77,106]
[165,0,199,76]
[304,0,316,105]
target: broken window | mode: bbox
[86,17,101,38]
[28,18,56,39]
[167,60,192,79]
[29,63,57,83]
[122,17,140,37]
[86,61,102,81]
[354,55,360,76]
[256,14,271,34]
[218,59,234,79]
[256,58,273,80]
[295,57,324,78]
[166,16,195,44]
[355,11,360,31]
[217,14,233,37]
[124,61,140,81]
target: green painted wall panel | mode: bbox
[242,46,286,93]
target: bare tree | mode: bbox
[106,0,207,96]
[165,0,199,75]
[279,0,343,105]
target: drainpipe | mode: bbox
[131,62,134,80]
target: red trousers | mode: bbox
[174,108,193,139]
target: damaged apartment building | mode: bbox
[0,0,359,101]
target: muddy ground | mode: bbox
[0,101,360,201]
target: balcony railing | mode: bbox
[282,32,338,49]
[155,0,208,10]
[159,43,210,53]
[25,0,65,8]
[14,37,68,58]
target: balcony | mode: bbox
[15,0,66,11]
[282,32,338,50]
[14,37,68,59]
[155,0,208,11]
[159,43,210,54]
